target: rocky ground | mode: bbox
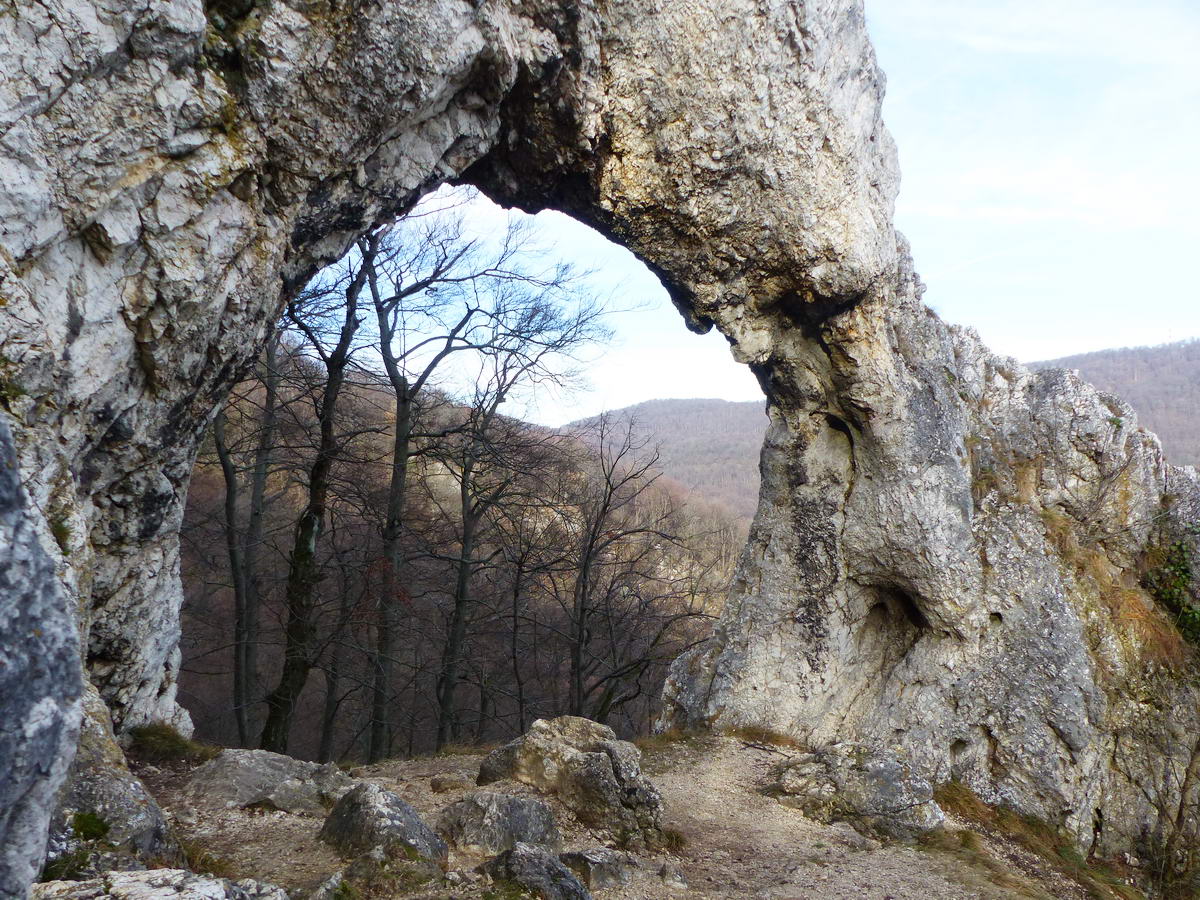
[118,732,1121,899]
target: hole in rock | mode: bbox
[177,186,768,760]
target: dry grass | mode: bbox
[1041,509,1081,560]
[934,782,1144,900]
[127,723,220,764]
[722,725,809,751]
[919,827,1050,898]
[635,728,703,752]
[1102,586,1192,669]
[177,838,238,880]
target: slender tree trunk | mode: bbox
[213,410,250,747]
[436,478,477,750]
[259,268,363,753]
[474,676,489,745]
[510,561,527,733]
[318,655,341,763]
[242,335,278,726]
[368,397,411,762]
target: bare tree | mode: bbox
[258,238,374,753]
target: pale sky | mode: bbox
[452,0,1200,426]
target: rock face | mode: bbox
[44,685,179,879]
[318,783,448,866]
[2,0,1199,889]
[0,419,83,896]
[478,717,664,849]
[768,744,943,840]
[186,749,353,816]
[436,792,561,855]
[31,869,288,899]
[661,280,1200,855]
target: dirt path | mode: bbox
[636,737,1043,900]
[141,736,1079,899]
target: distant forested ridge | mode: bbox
[1034,339,1200,467]
[567,398,768,523]
[582,340,1200,530]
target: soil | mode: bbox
[135,735,1114,899]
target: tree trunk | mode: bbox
[510,561,527,733]
[213,410,250,747]
[242,334,278,729]
[368,396,411,762]
[258,269,363,753]
[436,473,477,750]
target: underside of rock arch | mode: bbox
[2,0,1198,893]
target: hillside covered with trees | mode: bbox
[1035,339,1200,467]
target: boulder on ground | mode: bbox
[477,717,664,849]
[32,869,287,898]
[319,783,448,865]
[559,848,637,890]
[437,791,561,854]
[768,743,944,839]
[44,687,181,880]
[186,749,353,816]
[481,843,591,900]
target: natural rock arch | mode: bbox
[1,0,1197,892]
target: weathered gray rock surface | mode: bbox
[2,0,1199,890]
[45,685,179,879]
[436,791,561,855]
[768,743,943,839]
[32,869,288,899]
[186,749,353,815]
[319,783,448,866]
[480,843,591,900]
[478,717,664,849]
[559,849,637,891]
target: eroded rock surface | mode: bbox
[319,783,448,866]
[45,685,179,879]
[768,743,943,840]
[480,843,591,900]
[2,0,1199,889]
[31,869,288,899]
[186,749,353,816]
[478,717,664,849]
[436,791,561,855]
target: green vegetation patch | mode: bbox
[1142,537,1200,645]
[71,811,110,841]
[127,722,220,764]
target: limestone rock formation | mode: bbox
[2,0,1199,891]
[31,870,288,899]
[436,791,562,855]
[319,783,448,866]
[44,685,180,879]
[661,283,1200,855]
[186,749,353,816]
[0,420,83,896]
[767,743,943,839]
[478,717,664,849]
